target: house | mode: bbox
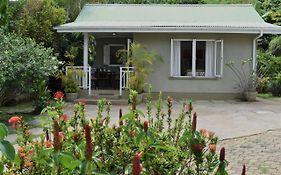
[55,4,281,99]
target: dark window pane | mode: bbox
[180,41,192,76]
[196,41,206,76]
[110,46,124,65]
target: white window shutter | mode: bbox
[214,40,224,77]
[205,41,215,77]
[103,45,110,65]
[172,40,181,76]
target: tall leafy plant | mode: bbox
[118,43,163,93]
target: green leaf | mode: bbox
[135,132,145,145]
[59,152,81,170]
[0,123,8,139]
[0,163,3,173]
[121,112,134,121]
[14,154,21,167]
[80,160,89,175]
[0,140,15,160]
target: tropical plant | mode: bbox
[268,35,281,56]
[0,90,230,174]
[0,28,59,105]
[33,80,51,113]
[226,59,258,100]
[118,43,163,93]
[0,0,8,25]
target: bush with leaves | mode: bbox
[0,29,59,105]
[0,90,233,175]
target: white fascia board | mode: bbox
[55,26,281,34]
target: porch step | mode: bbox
[74,98,128,105]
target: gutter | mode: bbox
[252,30,263,71]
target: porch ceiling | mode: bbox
[92,32,133,38]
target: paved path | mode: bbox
[218,129,281,175]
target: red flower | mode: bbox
[219,147,225,162]
[191,143,204,153]
[60,114,69,122]
[192,112,197,132]
[144,121,148,133]
[54,91,64,100]
[208,144,216,152]
[84,124,93,160]
[45,140,52,148]
[132,153,142,175]
[8,116,22,128]
[18,147,24,153]
[73,132,79,144]
[24,160,33,167]
[242,164,246,175]
[53,120,61,151]
[200,128,207,137]
[119,108,123,126]
[19,152,25,160]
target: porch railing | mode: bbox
[119,67,135,96]
[66,66,91,95]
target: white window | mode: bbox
[104,44,125,66]
[170,39,223,77]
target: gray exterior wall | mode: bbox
[133,33,256,98]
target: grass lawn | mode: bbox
[0,101,39,132]
[257,92,281,99]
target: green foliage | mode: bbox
[0,123,15,165]
[33,80,51,113]
[118,43,163,93]
[0,0,8,25]
[257,51,281,78]
[0,28,59,105]
[268,35,281,56]
[268,73,281,96]
[15,0,66,48]
[1,91,228,174]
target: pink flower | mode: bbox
[60,114,69,122]
[18,147,24,153]
[45,140,52,148]
[200,128,207,137]
[208,144,216,152]
[8,116,22,128]
[54,91,64,100]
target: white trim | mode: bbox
[170,39,174,76]
[83,32,89,89]
[55,27,281,34]
[171,38,224,78]
[252,30,263,71]
[192,39,196,77]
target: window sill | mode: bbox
[169,76,220,80]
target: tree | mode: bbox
[0,0,8,25]
[15,0,66,49]
[0,29,60,105]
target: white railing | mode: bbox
[66,66,91,95]
[120,67,135,96]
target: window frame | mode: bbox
[170,39,224,78]
[104,44,126,66]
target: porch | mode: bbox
[67,32,134,97]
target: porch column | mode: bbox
[83,32,89,89]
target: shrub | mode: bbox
[257,77,270,93]
[268,73,281,97]
[1,90,229,175]
[0,29,59,105]
[268,36,281,56]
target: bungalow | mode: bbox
[55,4,281,99]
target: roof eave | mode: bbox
[55,26,279,34]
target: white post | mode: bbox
[83,32,89,89]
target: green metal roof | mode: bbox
[55,4,281,34]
